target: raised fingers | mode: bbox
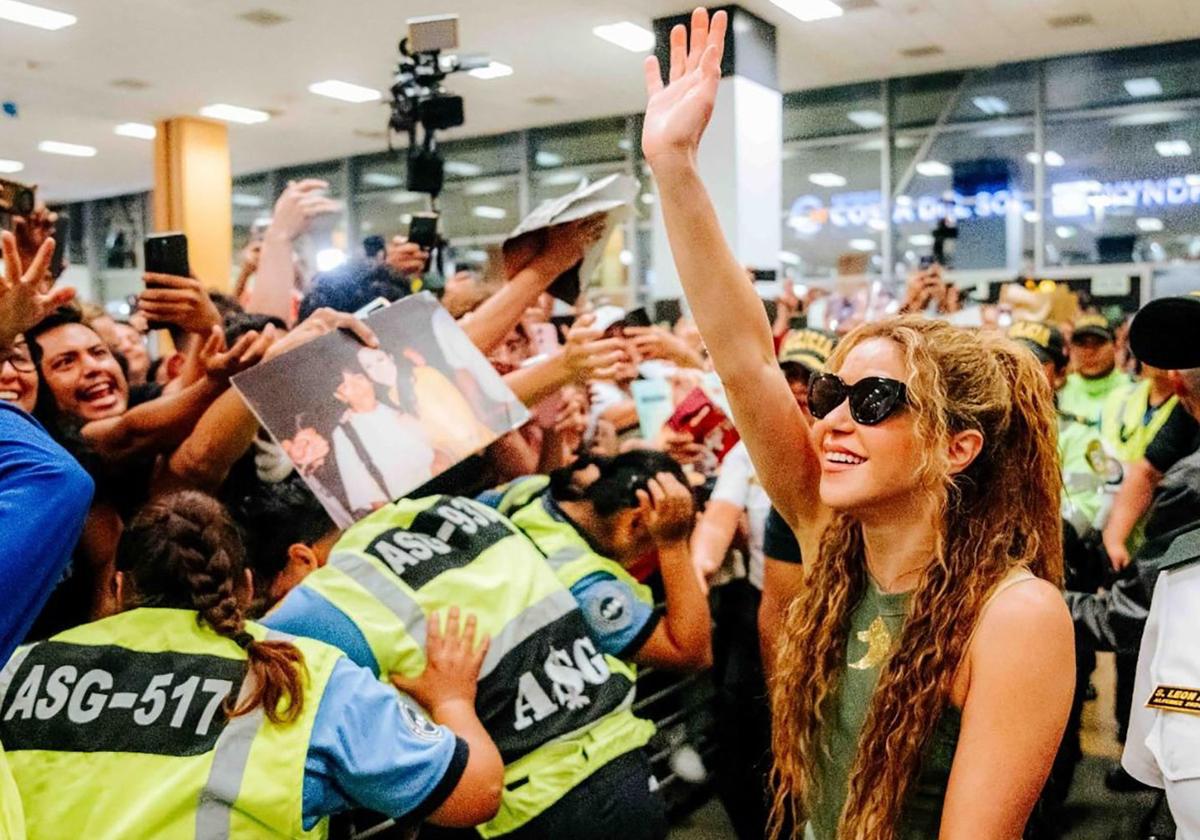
[1,230,20,286]
[24,238,55,285]
[668,23,687,82]
[644,56,664,96]
[686,7,710,73]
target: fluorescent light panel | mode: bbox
[1124,77,1162,98]
[778,251,801,266]
[308,80,381,103]
[0,159,24,173]
[1156,140,1192,157]
[767,0,844,22]
[1136,217,1164,232]
[592,22,655,52]
[847,110,885,129]
[231,193,264,208]
[468,62,513,80]
[362,172,403,188]
[909,234,934,246]
[808,172,846,187]
[1111,110,1189,127]
[972,96,1009,115]
[200,103,270,124]
[916,160,951,177]
[0,0,75,30]
[849,238,876,251]
[472,205,507,220]
[535,151,563,168]
[1055,226,1076,239]
[444,160,482,177]
[1025,150,1064,167]
[114,122,156,140]
[38,140,96,157]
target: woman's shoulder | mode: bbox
[970,574,1071,664]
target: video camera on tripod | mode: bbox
[388,14,489,199]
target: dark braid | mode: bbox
[117,491,306,725]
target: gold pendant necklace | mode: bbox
[849,615,893,671]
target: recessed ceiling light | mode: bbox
[1055,226,1076,239]
[1136,217,1164,232]
[975,123,1029,138]
[619,249,634,267]
[199,103,270,124]
[444,160,482,177]
[767,0,844,22]
[909,234,934,247]
[849,238,877,252]
[0,159,24,173]
[847,110,885,129]
[641,193,655,205]
[362,172,403,188]
[972,96,1009,115]
[231,193,264,208]
[778,251,801,266]
[592,22,655,52]
[867,218,887,231]
[535,150,563,168]
[895,195,913,207]
[38,140,96,157]
[472,205,507,220]
[618,138,633,152]
[308,80,381,103]
[1187,174,1200,187]
[1111,110,1189,127]
[916,160,951,177]
[542,170,585,187]
[114,122,156,140]
[1025,151,1064,167]
[389,191,425,205]
[0,0,76,30]
[1023,211,1040,223]
[398,213,413,225]
[808,172,846,187]
[1124,77,1163,98]
[464,179,506,196]
[1156,140,1192,157]
[468,61,513,80]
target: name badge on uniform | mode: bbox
[1146,685,1200,715]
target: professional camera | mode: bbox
[387,14,489,198]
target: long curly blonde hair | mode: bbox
[767,317,1062,840]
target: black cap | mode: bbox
[1008,320,1068,369]
[1129,293,1200,370]
[1071,313,1115,343]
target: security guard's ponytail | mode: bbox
[117,491,307,725]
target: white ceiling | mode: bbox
[3,0,1200,203]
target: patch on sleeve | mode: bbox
[1146,685,1200,715]
[586,580,635,634]
[398,697,447,741]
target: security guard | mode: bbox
[1100,368,1178,465]
[1121,292,1200,838]
[1059,313,1132,425]
[264,493,665,840]
[489,450,709,673]
[1009,320,1117,537]
[0,491,500,839]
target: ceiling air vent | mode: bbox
[527,95,560,106]
[110,78,150,90]
[838,0,879,11]
[1047,12,1094,28]
[238,9,290,27]
[899,45,944,58]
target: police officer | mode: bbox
[1059,313,1132,424]
[0,491,502,839]
[263,490,671,840]
[1120,292,1200,838]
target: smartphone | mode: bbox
[144,232,190,280]
[919,255,937,270]
[407,213,439,251]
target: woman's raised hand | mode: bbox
[641,8,728,168]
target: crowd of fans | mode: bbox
[2,10,1199,840]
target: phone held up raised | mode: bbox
[407,212,439,251]
[144,232,190,282]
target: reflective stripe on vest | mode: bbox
[0,609,338,840]
[296,495,650,835]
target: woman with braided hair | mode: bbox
[0,491,503,839]
[640,9,1074,839]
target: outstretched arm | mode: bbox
[642,9,820,531]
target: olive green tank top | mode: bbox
[805,579,959,840]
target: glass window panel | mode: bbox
[891,72,967,130]
[781,138,883,278]
[948,63,1036,123]
[1046,40,1200,113]
[1043,108,1200,266]
[529,117,628,170]
[894,122,1036,272]
[231,173,271,255]
[784,82,882,141]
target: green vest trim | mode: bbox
[1099,380,1177,463]
[297,494,651,837]
[0,608,340,840]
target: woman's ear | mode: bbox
[947,428,985,476]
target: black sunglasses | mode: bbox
[808,373,907,425]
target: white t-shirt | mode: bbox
[710,441,771,589]
[333,405,435,513]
